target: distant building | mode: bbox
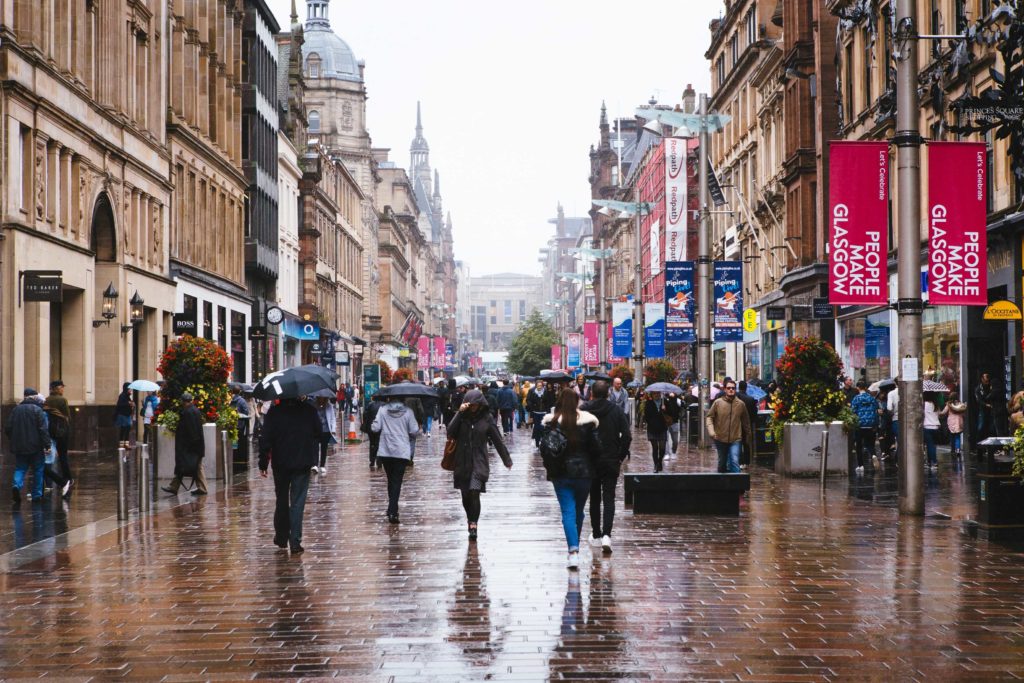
[469,273,545,351]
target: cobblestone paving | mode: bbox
[1,427,1023,681]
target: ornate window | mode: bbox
[308,110,321,132]
[306,53,321,79]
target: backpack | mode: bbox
[48,412,69,440]
[539,424,568,476]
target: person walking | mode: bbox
[942,398,967,460]
[361,390,384,469]
[258,396,321,553]
[887,384,900,463]
[924,392,941,470]
[313,396,337,475]
[974,373,995,445]
[514,380,529,429]
[581,381,631,555]
[115,382,134,448]
[705,380,751,474]
[541,390,601,570]
[161,392,208,496]
[526,379,550,447]
[140,390,160,445]
[851,380,880,474]
[403,394,425,465]
[644,392,670,472]
[421,385,438,438]
[736,381,759,465]
[496,381,517,436]
[442,379,460,426]
[45,380,74,492]
[371,396,421,523]
[663,393,682,455]
[6,389,52,506]
[36,394,71,498]
[447,390,513,540]
[608,377,629,422]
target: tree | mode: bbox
[507,311,561,376]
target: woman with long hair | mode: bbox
[541,390,601,570]
[447,390,512,540]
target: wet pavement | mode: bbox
[1,426,1023,681]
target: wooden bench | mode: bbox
[624,473,750,515]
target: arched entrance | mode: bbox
[91,192,123,449]
[91,193,117,262]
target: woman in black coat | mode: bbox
[644,393,670,472]
[447,390,512,540]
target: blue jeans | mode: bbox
[950,432,962,453]
[714,440,741,473]
[14,452,45,498]
[424,415,432,435]
[924,428,938,465]
[273,468,310,548]
[552,478,591,551]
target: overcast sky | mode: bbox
[266,0,720,276]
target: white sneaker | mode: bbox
[601,535,612,554]
[320,466,327,475]
[590,535,603,547]
[61,480,72,497]
[855,466,865,474]
[567,551,579,570]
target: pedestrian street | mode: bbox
[1,430,1024,682]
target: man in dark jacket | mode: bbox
[162,392,208,496]
[582,381,631,554]
[259,397,322,553]
[496,382,517,435]
[525,379,549,446]
[361,392,384,469]
[736,381,759,464]
[6,388,51,505]
[484,382,500,419]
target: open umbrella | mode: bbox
[454,376,477,388]
[432,377,447,385]
[228,381,255,394]
[127,379,160,392]
[868,377,897,393]
[584,372,613,382]
[253,364,338,400]
[538,371,573,383]
[375,383,439,400]
[922,380,951,393]
[745,384,767,401]
[645,382,684,394]
[626,380,643,389]
[307,388,337,398]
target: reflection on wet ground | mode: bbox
[0,430,1022,680]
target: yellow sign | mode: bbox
[743,308,758,332]
[983,300,1022,321]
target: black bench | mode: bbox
[624,473,750,515]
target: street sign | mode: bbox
[248,325,267,340]
[765,306,787,321]
[812,298,833,319]
[336,351,350,365]
[983,300,1022,321]
[791,305,813,321]
[742,308,758,332]
[23,270,63,302]
[707,161,727,207]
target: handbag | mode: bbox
[441,437,457,471]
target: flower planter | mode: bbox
[155,423,221,480]
[776,422,849,477]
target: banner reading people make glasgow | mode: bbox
[644,303,665,358]
[665,138,688,261]
[928,141,987,306]
[583,322,599,365]
[713,261,743,342]
[612,302,633,359]
[828,141,889,305]
[551,344,562,371]
[665,261,695,343]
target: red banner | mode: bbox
[583,322,599,365]
[928,141,987,305]
[417,336,430,364]
[432,336,446,368]
[551,345,562,371]
[828,141,889,305]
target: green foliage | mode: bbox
[769,336,856,445]
[1013,424,1024,481]
[507,311,560,376]
[608,365,634,385]
[643,359,677,384]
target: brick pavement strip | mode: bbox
[1,431,1024,680]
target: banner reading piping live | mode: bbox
[828,141,889,305]
[713,261,744,342]
[928,141,987,305]
[551,344,562,371]
[644,303,666,358]
[612,302,633,359]
[567,333,582,368]
[665,138,688,261]
[583,322,599,365]
[665,261,695,343]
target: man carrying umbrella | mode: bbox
[161,392,208,496]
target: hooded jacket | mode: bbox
[496,385,517,411]
[258,399,321,471]
[371,401,420,460]
[447,390,512,491]
[5,397,50,456]
[580,398,632,476]
[541,410,601,480]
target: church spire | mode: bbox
[416,101,423,137]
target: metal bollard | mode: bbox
[137,443,150,511]
[819,429,830,494]
[117,447,128,520]
[221,430,232,486]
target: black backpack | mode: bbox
[47,412,69,440]
[539,424,568,475]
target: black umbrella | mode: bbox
[538,371,573,383]
[584,372,612,382]
[253,364,338,400]
[375,383,440,400]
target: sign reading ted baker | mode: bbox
[928,141,987,306]
[828,141,889,305]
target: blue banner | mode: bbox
[665,261,695,343]
[567,333,582,368]
[644,303,665,358]
[611,302,633,359]
[282,318,321,341]
[713,261,744,342]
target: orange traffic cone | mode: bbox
[348,413,358,441]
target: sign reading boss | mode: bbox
[828,141,889,305]
[928,142,986,305]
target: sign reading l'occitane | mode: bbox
[983,300,1022,321]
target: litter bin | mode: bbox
[968,437,1024,541]
[755,410,776,459]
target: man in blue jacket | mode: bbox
[850,380,880,474]
[496,381,518,435]
[6,388,51,506]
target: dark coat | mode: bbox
[580,398,632,476]
[540,410,601,480]
[496,386,517,411]
[644,399,670,438]
[174,403,205,475]
[447,407,512,492]
[5,399,50,456]
[115,390,133,417]
[361,399,383,437]
[525,388,548,413]
[404,397,425,425]
[258,399,322,472]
